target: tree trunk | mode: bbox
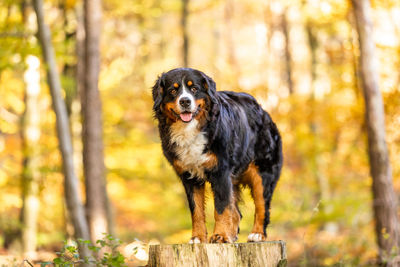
[181,0,189,67]
[83,0,111,242]
[148,242,287,267]
[20,55,41,257]
[263,1,274,93]
[32,0,91,259]
[281,8,293,95]
[351,0,400,263]
[76,4,85,105]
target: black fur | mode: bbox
[152,68,283,241]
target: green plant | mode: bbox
[41,234,128,267]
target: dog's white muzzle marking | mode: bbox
[177,82,196,113]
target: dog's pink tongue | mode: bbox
[180,113,192,122]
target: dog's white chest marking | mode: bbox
[169,120,210,179]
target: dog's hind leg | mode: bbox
[242,163,268,242]
[258,167,280,242]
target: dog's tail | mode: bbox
[255,111,283,177]
[254,111,283,231]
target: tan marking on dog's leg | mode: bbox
[209,195,238,243]
[190,185,207,243]
[242,163,266,242]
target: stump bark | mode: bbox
[148,241,287,267]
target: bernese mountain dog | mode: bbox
[152,68,282,243]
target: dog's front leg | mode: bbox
[181,177,207,243]
[208,170,240,243]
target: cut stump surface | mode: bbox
[148,241,287,267]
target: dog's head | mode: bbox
[152,68,216,124]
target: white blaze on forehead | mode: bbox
[177,79,196,112]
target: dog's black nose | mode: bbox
[179,97,191,108]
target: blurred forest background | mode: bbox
[1,0,400,265]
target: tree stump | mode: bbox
[148,241,287,267]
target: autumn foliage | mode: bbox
[0,0,400,266]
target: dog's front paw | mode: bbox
[247,232,266,242]
[189,236,203,244]
[209,233,237,243]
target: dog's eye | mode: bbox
[191,87,197,93]
[170,89,177,95]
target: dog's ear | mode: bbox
[200,72,217,103]
[152,73,165,112]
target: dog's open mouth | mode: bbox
[179,112,193,122]
[170,105,200,123]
